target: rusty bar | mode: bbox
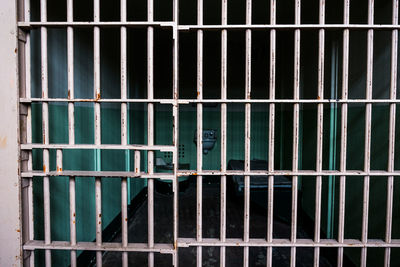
[40,0,51,265]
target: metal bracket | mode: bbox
[23,250,31,260]
[18,29,27,43]
[19,103,28,115]
[21,178,30,188]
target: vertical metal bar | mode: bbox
[314,1,325,266]
[243,0,252,266]
[147,0,155,265]
[66,1,77,265]
[121,176,128,266]
[120,0,128,266]
[93,0,102,265]
[220,0,228,266]
[267,1,276,267]
[24,0,35,265]
[196,0,203,265]
[361,1,374,266]
[67,0,74,146]
[172,0,179,264]
[337,1,349,266]
[135,151,141,174]
[384,1,398,266]
[291,1,301,266]
[40,0,51,265]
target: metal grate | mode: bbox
[15,0,400,266]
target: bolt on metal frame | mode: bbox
[15,0,400,267]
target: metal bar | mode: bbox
[93,0,102,265]
[18,21,175,28]
[67,0,75,146]
[24,241,175,252]
[18,21,400,30]
[291,1,301,266]
[220,0,228,266]
[361,1,374,266]
[178,24,400,30]
[24,0,35,265]
[121,175,128,267]
[314,1,325,266]
[172,0,179,264]
[22,171,174,179]
[196,0,203,265]
[385,1,398,266]
[22,238,400,251]
[267,0,276,266]
[21,97,400,104]
[175,170,400,177]
[40,0,51,265]
[21,169,400,178]
[243,0,252,266]
[147,1,155,265]
[21,143,175,151]
[121,0,128,266]
[66,0,77,264]
[337,1,349,265]
[177,238,400,248]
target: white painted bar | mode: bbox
[120,0,128,266]
[147,1,155,266]
[93,0,102,265]
[40,0,51,265]
[385,1,398,266]
[243,0,252,266]
[220,0,228,266]
[291,1,301,266]
[361,1,374,266]
[314,1,325,266]
[196,0,203,265]
[337,0,350,263]
[267,0,276,266]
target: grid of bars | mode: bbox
[17,0,400,266]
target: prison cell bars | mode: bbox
[17,1,400,267]
[385,1,399,266]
